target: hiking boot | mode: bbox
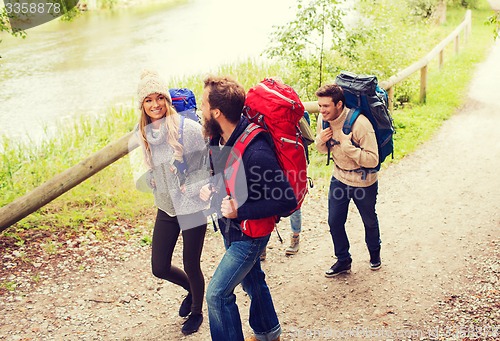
[178,293,192,317]
[260,248,267,261]
[245,336,280,341]
[181,313,203,335]
[369,248,381,270]
[285,234,300,255]
[325,258,352,277]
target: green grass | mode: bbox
[1,281,17,292]
[389,2,495,161]
[0,0,497,247]
[0,106,154,242]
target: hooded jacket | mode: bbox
[209,116,297,242]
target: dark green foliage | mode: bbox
[264,0,352,96]
[408,0,440,18]
[449,0,478,9]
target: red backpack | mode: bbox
[243,78,308,212]
[220,79,308,238]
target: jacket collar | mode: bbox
[209,116,249,148]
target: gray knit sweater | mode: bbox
[136,117,210,217]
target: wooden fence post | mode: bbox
[387,86,395,112]
[420,65,428,103]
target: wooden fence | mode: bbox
[0,10,472,232]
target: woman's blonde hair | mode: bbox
[138,97,184,169]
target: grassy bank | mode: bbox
[0,1,497,256]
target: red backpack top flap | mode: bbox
[244,78,305,128]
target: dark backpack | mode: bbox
[243,78,309,214]
[323,71,395,170]
[168,88,201,180]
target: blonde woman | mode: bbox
[135,70,209,335]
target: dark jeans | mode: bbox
[151,209,207,315]
[328,177,381,261]
[206,235,281,341]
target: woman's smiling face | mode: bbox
[142,93,168,122]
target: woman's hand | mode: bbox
[199,184,214,202]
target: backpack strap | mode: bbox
[322,118,339,166]
[178,114,185,145]
[223,123,281,238]
[172,115,188,177]
[342,108,361,135]
[224,123,265,197]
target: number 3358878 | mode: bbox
[5,2,61,14]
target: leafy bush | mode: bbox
[264,0,350,96]
[488,11,500,39]
[408,0,440,18]
[449,0,478,9]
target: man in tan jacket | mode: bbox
[315,83,382,277]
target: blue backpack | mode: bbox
[169,88,201,124]
[168,88,201,181]
[323,71,395,171]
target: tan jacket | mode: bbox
[316,107,378,187]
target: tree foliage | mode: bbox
[448,0,478,9]
[0,8,27,58]
[264,0,467,105]
[0,8,26,36]
[264,0,351,95]
[0,0,82,58]
[408,0,440,18]
[488,11,500,40]
[264,0,444,97]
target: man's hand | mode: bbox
[199,184,214,202]
[221,195,238,219]
[319,127,333,144]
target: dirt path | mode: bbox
[1,30,500,341]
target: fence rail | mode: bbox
[0,10,472,232]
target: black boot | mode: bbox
[369,248,381,270]
[179,293,192,318]
[325,258,352,277]
[181,313,203,335]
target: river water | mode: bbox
[0,0,296,142]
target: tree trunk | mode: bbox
[434,0,447,25]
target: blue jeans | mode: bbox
[289,208,302,234]
[328,177,381,261]
[206,235,281,341]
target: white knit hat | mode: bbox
[137,69,171,109]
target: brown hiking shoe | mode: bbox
[285,234,300,255]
